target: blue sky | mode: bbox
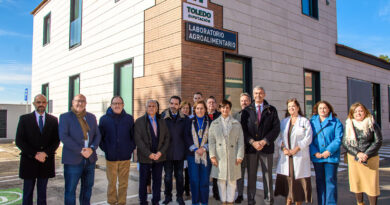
[0,0,389,104]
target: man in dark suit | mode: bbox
[134,99,170,205]
[206,96,221,200]
[16,94,60,205]
[59,94,101,205]
[161,96,190,205]
[241,86,280,205]
[233,92,251,203]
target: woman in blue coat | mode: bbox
[309,101,343,205]
[184,101,211,205]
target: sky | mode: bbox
[0,0,389,104]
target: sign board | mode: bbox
[187,0,207,8]
[183,2,214,27]
[186,22,237,50]
[24,88,28,101]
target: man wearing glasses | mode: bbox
[99,96,136,205]
[59,94,101,205]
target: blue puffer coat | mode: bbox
[309,113,344,163]
[99,107,136,161]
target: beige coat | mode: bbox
[209,116,245,181]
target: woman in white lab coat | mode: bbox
[275,98,313,205]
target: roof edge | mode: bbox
[31,0,50,16]
[335,43,390,71]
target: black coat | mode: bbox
[134,113,170,163]
[161,109,191,161]
[15,112,60,179]
[241,101,280,154]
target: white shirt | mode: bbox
[255,103,264,114]
[221,115,231,137]
[34,111,45,127]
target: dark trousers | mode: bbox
[23,178,49,205]
[64,159,95,205]
[236,155,247,197]
[139,162,163,205]
[313,162,338,205]
[164,160,184,200]
[184,167,190,195]
[247,152,274,205]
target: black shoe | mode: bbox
[177,197,185,205]
[235,195,243,203]
[214,193,220,201]
[162,198,172,204]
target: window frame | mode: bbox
[113,58,134,114]
[68,74,80,111]
[303,69,321,118]
[43,12,51,46]
[41,83,49,113]
[301,0,319,19]
[69,0,82,49]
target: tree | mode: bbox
[379,55,390,62]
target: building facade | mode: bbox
[0,104,31,140]
[31,0,390,139]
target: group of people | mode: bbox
[15,85,382,205]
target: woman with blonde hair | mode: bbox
[343,102,382,205]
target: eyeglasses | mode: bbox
[111,103,123,106]
[74,100,86,103]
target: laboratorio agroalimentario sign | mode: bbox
[185,22,237,50]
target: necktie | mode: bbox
[257,105,261,123]
[152,119,158,137]
[39,115,44,133]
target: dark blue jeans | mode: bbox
[23,178,48,205]
[313,162,338,205]
[187,155,211,205]
[64,159,95,205]
[139,162,163,205]
[164,160,184,200]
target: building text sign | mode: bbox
[183,2,214,27]
[186,22,237,50]
[187,0,208,8]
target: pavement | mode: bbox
[1,142,390,205]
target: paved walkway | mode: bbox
[1,142,390,204]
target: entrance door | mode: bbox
[224,54,252,114]
[0,110,6,138]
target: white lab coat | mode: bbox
[276,115,313,179]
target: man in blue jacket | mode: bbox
[59,94,101,205]
[161,96,190,205]
[99,96,135,205]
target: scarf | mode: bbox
[345,116,374,147]
[221,116,232,138]
[191,118,209,166]
[71,107,90,140]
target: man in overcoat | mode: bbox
[241,86,280,205]
[16,94,60,205]
[134,99,170,205]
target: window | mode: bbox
[69,0,82,48]
[114,60,133,114]
[42,83,49,113]
[224,54,252,114]
[69,75,80,110]
[347,78,381,126]
[302,0,318,19]
[43,13,51,45]
[304,70,320,118]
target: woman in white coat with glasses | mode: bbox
[275,98,313,205]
